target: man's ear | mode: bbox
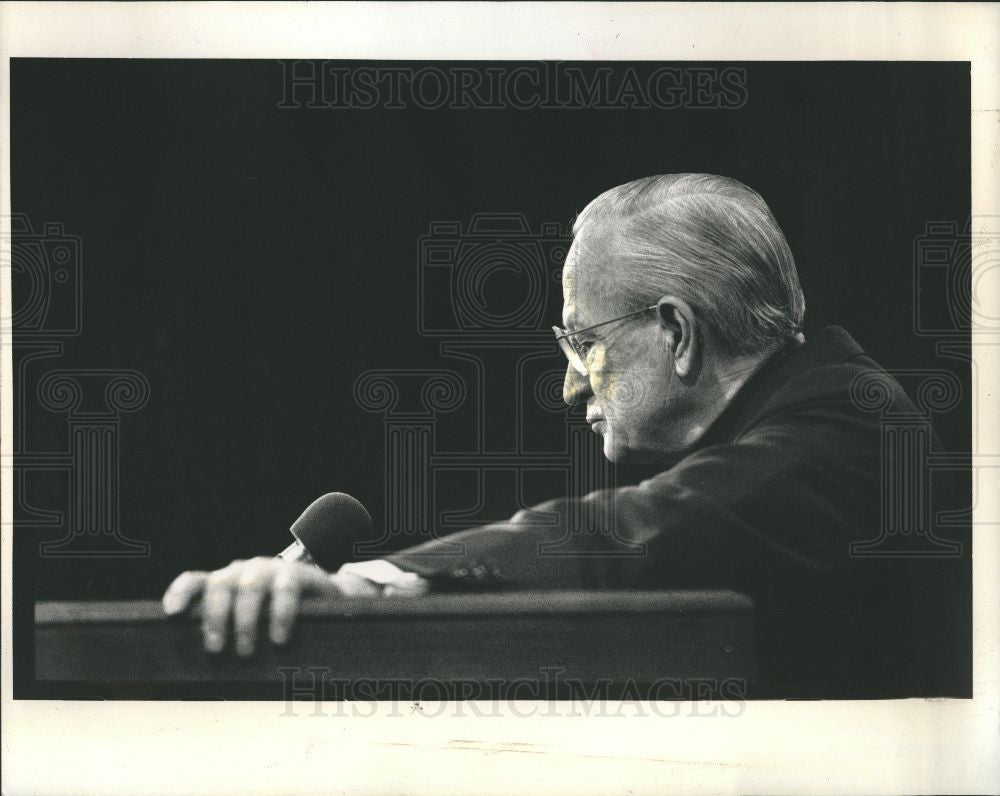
[656,296,698,378]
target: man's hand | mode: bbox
[161,557,379,657]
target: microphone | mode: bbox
[277,492,374,572]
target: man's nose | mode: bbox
[563,363,592,406]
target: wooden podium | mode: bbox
[34,590,756,699]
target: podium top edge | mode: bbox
[35,590,754,624]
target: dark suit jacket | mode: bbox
[388,327,970,697]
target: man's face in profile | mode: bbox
[561,222,684,464]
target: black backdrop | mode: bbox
[12,60,970,603]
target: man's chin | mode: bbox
[601,445,624,463]
[601,430,687,467]
[601,432,632,464]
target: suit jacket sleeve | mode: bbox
[386,364,884,593]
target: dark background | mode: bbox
[12,60,970,611]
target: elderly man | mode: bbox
[164,174,963,696]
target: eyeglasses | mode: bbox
[553,305,658,375]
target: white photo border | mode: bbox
[1,3,997,794]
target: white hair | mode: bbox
[573,173,805,355]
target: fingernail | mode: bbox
[162,594,182,615]
[236,637,253,657]
[271,626,288,645]
[204,631,224,653]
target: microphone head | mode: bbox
[289,492,373,571]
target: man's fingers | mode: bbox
[162,570,209,615]
[169,558,351,655]
[268,566,302,646]
[270,563,350,645]
[232,558,273,657]
[201,562,241,653]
